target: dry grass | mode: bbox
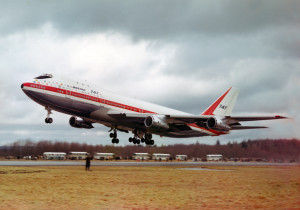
[0,165,299,210]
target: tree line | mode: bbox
[0,138,299,162]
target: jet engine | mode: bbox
[144,115,169,130]
[207,117,231,131]
[69,116,94,129]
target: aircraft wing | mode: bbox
[108,111,286,122]
[107,111,287,130]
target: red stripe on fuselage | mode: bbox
[23,82,157,114]
[187,123,225,136]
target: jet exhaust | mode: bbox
[144,115,169,130]
[207,117,231,131]
[69,116,94,129]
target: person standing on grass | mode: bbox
[85,156,91,171]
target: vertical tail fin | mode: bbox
[202,87,239,116]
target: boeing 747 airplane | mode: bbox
[21,74,286,145]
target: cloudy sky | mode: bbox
[0,0,299,146]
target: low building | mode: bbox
[94,153,115,160]
[132,153,151,160]
[206,154,223,161]
[176,155,188,161]
[43,152,67,160]
[68,152,89,160]
[152,153,171,161]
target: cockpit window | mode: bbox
[34,74,53,79]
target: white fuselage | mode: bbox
[21,75,225,139]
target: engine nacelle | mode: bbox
[69,116,94,129]
[207,117,231,131]
[144,115,169,130]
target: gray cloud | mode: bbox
[1,0,299,38]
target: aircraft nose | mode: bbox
[21,83,24,89]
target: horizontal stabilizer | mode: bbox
[229,115,287,122]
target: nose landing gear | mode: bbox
[45,107,53,124]
[45,118,53,124]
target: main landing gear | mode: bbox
[108,128,154,145]
[128,133,154,145]
[45,107,53,124]
[109,129,119,144]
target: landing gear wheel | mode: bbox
[109,133,117,138]
[145,133,152,140]
[150,140,154,145]
[45,118,53,124]
[112,138,119,144]
[129,137,133,142]
[136,139,140,144]
[141,138,145,143]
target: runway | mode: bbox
[0,160,297,167]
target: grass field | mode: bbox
[0,165,299,209]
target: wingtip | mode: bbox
[275,115,288,119]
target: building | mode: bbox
[132,153,151,160]
[94,153,115,160]
[43,152,67,160]
[68,152,89,160]
[152,153,171,161]
[176,155,188,161]
[206,154,223,161]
